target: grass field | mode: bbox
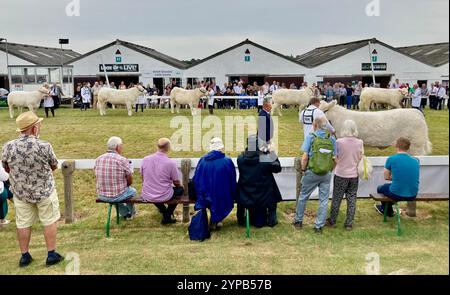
[0,107,448,275]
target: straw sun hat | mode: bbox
[15,111,43,132]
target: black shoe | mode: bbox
[267,221,278,228]
[374,204,394,217]
[19,254,33,268]
[293,221,303,230]
[374,204,384,215]
[46,252,64,266]
[314,227,323,234]
[161,217,177,225]
[326,218,337,228]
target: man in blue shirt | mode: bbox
[293,116,337,234]
[375,137,420,217]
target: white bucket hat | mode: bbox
[209,137,224,151]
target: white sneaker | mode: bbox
[0,219,11,226]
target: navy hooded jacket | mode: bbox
[193,150,237,224]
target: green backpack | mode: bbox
[308,132,335,175]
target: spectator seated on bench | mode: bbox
[94,136,137,220]
[192,137,236,231]
[140,138,184,225]
[374,137,419,217]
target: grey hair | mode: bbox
[313,116,328,130]
[341,120,359,138]
[107,136,123,150]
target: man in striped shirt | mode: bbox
[94,137,136,219]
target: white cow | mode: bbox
[319,100,432,156]
[7,86,50,119]
[98,85,147,116]
[271,87,315,116]
[359,87,409,111]
[170,87,207,116]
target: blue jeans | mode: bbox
[0,188,8,219]
[295,170,332,229]
[346,96,353,109]
[98,187,137,217]
[377,183,416,215]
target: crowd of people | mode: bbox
[0,77,429,266]
[73,77,449,114]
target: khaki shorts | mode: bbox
[13,190,61,229]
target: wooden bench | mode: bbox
[96,196,195,238]
[370,193,449,236]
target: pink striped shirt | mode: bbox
[94,151,131,197]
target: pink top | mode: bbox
[140,152,180,203]
[334,137,363,178]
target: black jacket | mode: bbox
[258,109,273,144]
[237,151,282,209]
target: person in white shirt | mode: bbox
[80,83,91,111]
[43,95,55,118]
[233,82,243,96]
[269,81,278,94]
[135,83,147,113]
[0,88,9,97]
[420,84,429,109]
[428,83,438,110]
[257,88,265,113]
[437,83,446,110]
[353,81,363,110]
[208,86,215,115]
[411,84,423,113]
[299,97,336,140]
[262,82,270,95]
[91,82,102,110]
[0,165,11,226]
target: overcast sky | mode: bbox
[1,0,448,60]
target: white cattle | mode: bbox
[271,87,315,116]
[320,100,432,156]
[98,85,147,116]
[359,87,409,111]
[170,87,207,116]
[7,86,50,119]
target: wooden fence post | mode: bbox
[407,201,417,217]
[61,160,76,224]
[181,159,192,223]
[294,157,302,202]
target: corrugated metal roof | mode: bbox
[0,42,81,65]
[296,38,376,68]
[67,39,188,69]
[188,39,308,68]
[296,38,449,68]
[397,43,449,67]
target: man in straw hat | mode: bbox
[2,111,64,267]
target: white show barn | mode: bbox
[296,38,449,87]
[68,39,187,91]
[0,42,80,95]
[184,39,308,87]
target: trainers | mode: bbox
[314,227,323,234]
[293,221,303,230]
[124,213,134,221]
[19,253,33,268]
[0,219,11,226]
[46,252,64,266]
[374,204,384,215]
[345,225,353,231]
[374,204,394,217]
